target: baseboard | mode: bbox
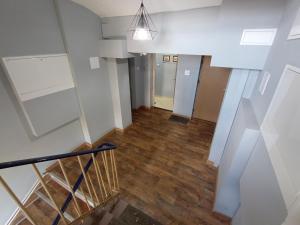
[212,211,232,223]
[115,123,133,133]
[136,106,151,111]
[171,113,191,120]
[92,128,117,148]
[5,180,39,225]
[206,160,217,168]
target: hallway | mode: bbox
[98,108,230,225]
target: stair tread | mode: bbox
[9,193,40,225]
[37,178,89,219]
[48,155,110,204]
[18,198,65,225]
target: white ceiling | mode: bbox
[71,0,223,18]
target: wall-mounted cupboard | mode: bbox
[2,54,81,137]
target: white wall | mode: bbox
[102,0,285,70]
[208,69,250,166]
[107,58,123,128]
[56,0,115,143]
[173,55,201,117]
[0,0,85,224]
[232,0,300,223]
[214,99,260,217]
[211,0,285,69]
[233,136,287,225]
[0,1,121,223]
[128,55,148,109]
[117,59,133,128]
[107,58,132,129]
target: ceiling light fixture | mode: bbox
[128,0,158,41]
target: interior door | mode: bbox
[193,56,231,122]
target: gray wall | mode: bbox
[230,0,300,223]
[173,55,201,117]
[208,69,250,166]
[214,99,260,217]
[117,59,132,128]
[102,0,285,70]
[250,0,300,125]
[55,0,115,142]
[128,56,147,109]
[155,54,177,97]
[211,0,285,69]
[233,136,287,225]
[0,0,84,224]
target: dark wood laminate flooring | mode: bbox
[97,108,230,225]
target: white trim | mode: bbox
[240,29,277,46]
[5,180,39,225]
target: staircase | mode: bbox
[0,143,160,225]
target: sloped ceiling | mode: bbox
[71,0,223,17]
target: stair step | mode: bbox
[49,171,94,207]
[35,190,75,222]
[47,155,109,206]
[18,198,65,225]
[37,178,90,222]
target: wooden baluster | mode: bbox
[32,164,68,225]
[93,154,108,198]
[77,156,96,208]
[112,151,119,190]
[79,186,91,210]
[0,176,38,225]
[87,172,100,205]
[102,152,112,193]
[110,151,116,190]
[58,159,82,217]
[92,154,105,200]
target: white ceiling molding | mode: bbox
[71,0,223,18]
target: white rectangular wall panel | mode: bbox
[240,29,277,46]
[2,54,75,101]
[1,54,80,137]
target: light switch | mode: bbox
[184,69,191,76]
[259,71,271,95]
[89,57,100,70]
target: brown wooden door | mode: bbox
[193,56,231,123]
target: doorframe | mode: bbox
[151,54,179,111]
[192,56,205,118]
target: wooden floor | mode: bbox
[10,108,229,225]
[98,108,230,225]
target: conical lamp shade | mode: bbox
[128,2,158,41]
